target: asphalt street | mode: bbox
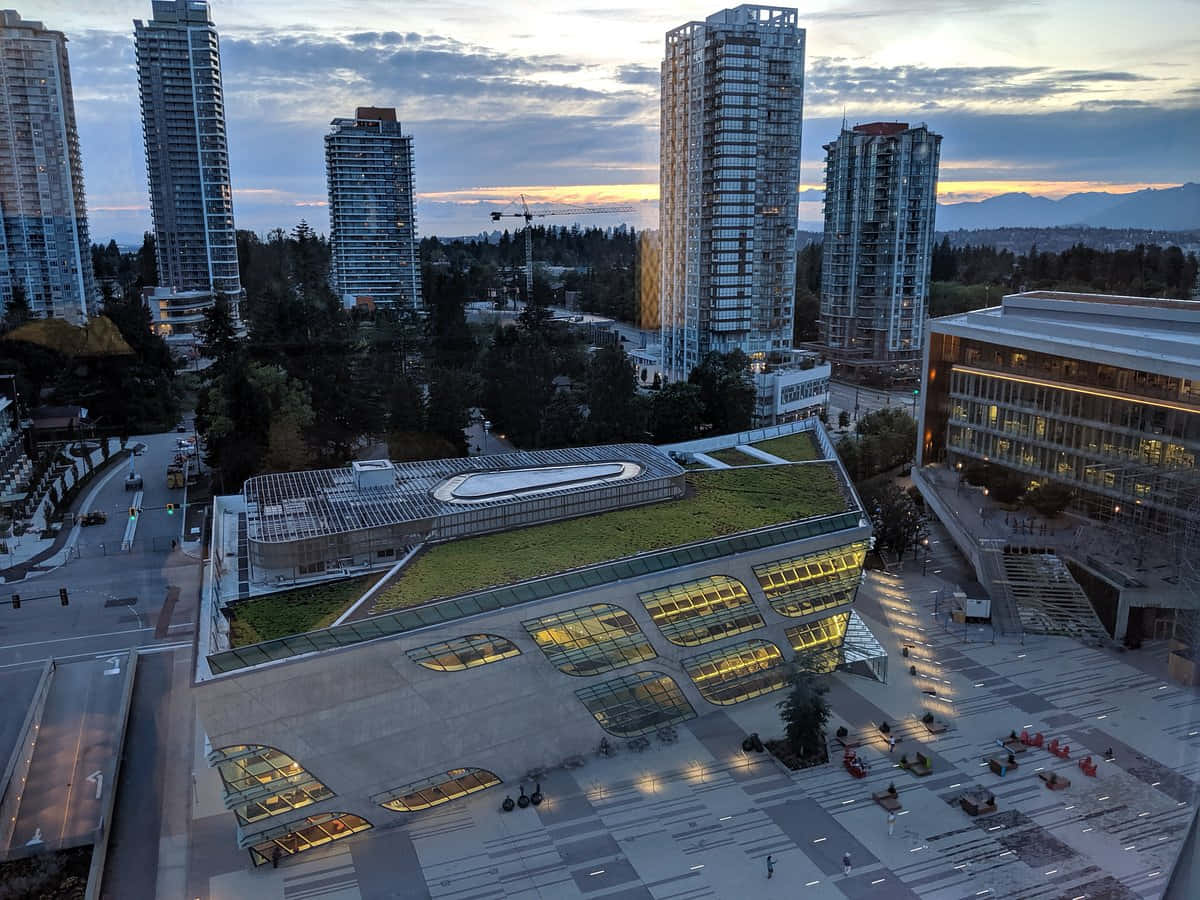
[6,656,129,853]
[828,380,922,423]
[0,424,202,676]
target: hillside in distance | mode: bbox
[937,183,1199,231]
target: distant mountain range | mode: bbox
[936,183,1200,231]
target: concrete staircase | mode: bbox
[978,539,1024,638]
[999,547,1109,642]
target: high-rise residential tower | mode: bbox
[818,122,941,375]
[0,10,95,323]
[660,5,805,382]
[135,0,242,327]
[325,107,421,311]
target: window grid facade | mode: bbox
[943,361,1199,532]
[135,1,242,313]
[325,108,421,310]
[753,540,868,616]
[683,638,788,705]
[373,767,501,812]
[213,745,324,804]
[819,123,941,368]
[660,6,805,380]
[785,611,850,654]
[522,603,656,676]
[575,670,697,736]
[234,779,333,827]
[248,812,371,866]
[0,11,95,322]
[406,634,520,671]
[639,575,764,646]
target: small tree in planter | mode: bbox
[1026,481,1073,517]
[777,661,830,764]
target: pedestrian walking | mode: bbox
[888,811,896,836]
[888,735,896,753]
[766,854,775,879]
[842,851,852,875]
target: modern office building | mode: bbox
[196,421,880,866]
[0,10,95,323]
[325,107,421,311]
[817,122,941,377]
[659,5,805,382]
[915,291,1200,643]
[135,0,242,324]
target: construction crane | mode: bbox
[490,195,635,303]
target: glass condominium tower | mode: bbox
[660,5,805,382]
[135,0,242,315]
[0,11,95,323]
[819,122,941,375]
[325,108,422,311]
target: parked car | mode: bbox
[176,423,187,433]
[81,510,107,526]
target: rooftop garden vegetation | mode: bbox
[227,573,382,646]
[751,431,821,462]
[369,463,846,615]
[703,447,761,466]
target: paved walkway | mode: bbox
[181,564,1200,899]
[0,441,128,582]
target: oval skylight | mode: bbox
[433,461,643,503]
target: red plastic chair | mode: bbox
[1031,732,1044,748]
[1019,730,1032,745]
[1046,738,1059,754]
[1079,756,1097,777]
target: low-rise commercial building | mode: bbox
[915,291,1200,645]
[751,351,831,426]
[196,422,879,866]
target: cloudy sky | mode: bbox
[35,0,1200,243]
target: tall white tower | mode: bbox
[325,108,422,311]
[135,0,242,320]
[660,5,805,382]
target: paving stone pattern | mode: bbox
[184,566,1200,899]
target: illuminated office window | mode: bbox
[374,767,501,812]
[785,611,851,673]
[211,745,331,824]
[407,634,520,671]
[233,778,333,826]
[683,639,788,705]
[523,603,656,676]
[753,541,868,616]
[576,670,696,736]
[639,575,763,646]
[248,812,371,866]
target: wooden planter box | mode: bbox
[1038,771,1070,790]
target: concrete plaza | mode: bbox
[179,556,1200,900]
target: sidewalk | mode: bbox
[0,440,127,583]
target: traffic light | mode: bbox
[129,506,137,519]
[11,593,18,609]
[166,503,175,515]
[913,388,920,396]
[59,588,68,607]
